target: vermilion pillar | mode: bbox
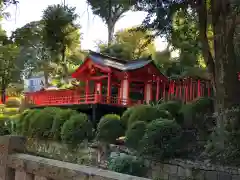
[197,80,201,97]
[121,73,129,105]
[156,77,160,101]
[95,82,102,102]
[190,79,193,101]
[85,80,89,102]
[144,82,152,103]
[107,72,111,103]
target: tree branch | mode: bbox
[196,0,216,85]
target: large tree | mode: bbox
[99,27,155,60]
[12,21,53,87]
[87,0,132,44]
[0,40,20,103]
[42,4,80,80]
[135,0,240,123]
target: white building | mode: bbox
[24,75,46,92]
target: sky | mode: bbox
[1,0,168,51]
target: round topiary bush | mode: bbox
[28,107,60,139]
[97,114,124,144]
[121,107,134,129]
[108,154,147,177]
[158,100,182,118]
[125,121,146,150]
[5,97,21,108]
[61,113,93,145]
[3,108,19,116]
[140,119,182,160]
[126,105,172,128]
[192,97,214,114]
[16,109,40,136]
[177,103,194,127]
[51,109,78,141]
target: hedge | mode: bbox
[51,109,78,141]
[61,113,93,145]
[140,119,182,160]
[123,105,172,128]
[97,114,124,144]
[28,107,60,139]
[125,121,146,150]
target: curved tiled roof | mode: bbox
[88,51,153,71]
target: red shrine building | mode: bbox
[25,51,212,108]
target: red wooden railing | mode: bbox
[24,89,141,107]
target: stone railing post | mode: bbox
[0,135,26,180]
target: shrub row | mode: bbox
[121,97,214,160]
[15,107,93,145]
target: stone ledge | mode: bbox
[7,153,150,180]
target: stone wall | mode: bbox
[21,140,240,180]
[0,136,151,180]
[149,159,240,180]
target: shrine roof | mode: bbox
[88,51,153,71]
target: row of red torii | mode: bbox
[25,52,212,107]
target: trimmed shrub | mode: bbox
[61,113,93,145]
[126,105,172,128]
[3,108,19,116]
[158,100,182,118]
[16,109,39,136]
[121,107,134,129]
[125,121,146,150]
[5,97,21,108]
[192,97,214,113]
[177,103,194,127]
[28,107,60,139]
[179,97,215,134]
[140,119,182,160]
[51,109,78,141]
[108,154,147,177]
[97,114,124,144]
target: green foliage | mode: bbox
[42,4,80,78]
[158,100,182,118]
[2,108,19,116]
[5,97,21,108]
[140,119,182,160]
[125,121,146,150]
[61,113,93,145]
[100,27,156,60]
[0,116,11,135]
[121,107,134,129]
[16,109,39,135]
[97,114,124,144]
[28,107,59,139]
[192,97,214,113]
[107,154,147,177]
[179,97,215,136]
[87,0,132,42]
[51,109,78,141]
[125,105,172,128]
[0,43,21,100]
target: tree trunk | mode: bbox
[1,85,6,104]
[61,46,69,83]
[43,70,49,89]
[211,0,240,122]
[107,22,114,45]
[197,0,240,125]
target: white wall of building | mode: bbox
[24,76,45,92]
